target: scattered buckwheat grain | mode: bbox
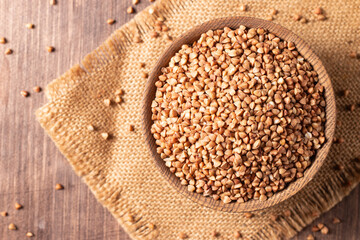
[244,213,253,219]
[21,90,29,97]
[101,132,109,140]
[306,234,315,240]
[115,96,123,103]
[148,223,155,230]
[46,46,55,52]
[293,14,302,21]
[26,23,35,29]
[349,52,359,59]
[50,0,57,5]
[107,19,116,25]
[87,125,95,131]
[5,48,13,55]
[132,0,139,5]
[178,232,187,239]
[178,232,188,239]
[55,183,64,190]
[240,4,247,12]
[127,6,134,14]
[317,223,324,229]
[8,223,17,230]
[165,34,172,42]
[26,232,34,237]
[317,15,326,21]
[15,203,23,210]
[1,211,8,217]
[270,8,278,15]
[115,89,124,95]
[139,62,145,68]
[33,86,41,93]
[313,7,323,15]
[148,7,154,14]
[332,217,341,224]
[0,37,6,44]
[211,230,219,237]
[270,214,278,221]
[234,230,241,238]
[150,31,159,38]
[133,35,142,43]
[141,72,148,78]
[151,26,326,203]
[157,16,165,22]
[300,18,308,24]
[320,226,329,234]
[265,16,273,21]
[155,25,162,32]
[343,89,350,97]
[162,25,169,32]
[124,213,134,223]
[129,125,135,132]
[104,99,111,106]
[311,225,320,232]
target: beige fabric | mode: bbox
[36,0,360,239]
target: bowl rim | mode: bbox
[141,16,336,213]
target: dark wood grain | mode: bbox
[143,16,336,213]
[0,1,358,239]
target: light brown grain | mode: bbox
[26,23,35,29]
[321,226,329,234]
[233,230,241,238]
[15,203,23,210]
[306,234,315,240]
[240,4,247,12]
[0,37,6,44]
[107,19,116,25]
[5,48,13,55]
[101,132,109,140]
[127,6,134,14]
[104,99,111,106]
[87,125,95,131]
[293,14,302,21]
[8,223,17,230]
[46,46,55,52]
[178,232,188,239]
[21,90,29,97]
[150,31,159,38]
[332,217,341,224]
[314,7,323,15]
[33,86,41,93]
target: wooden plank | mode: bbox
[0,0,358,239]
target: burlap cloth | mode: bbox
[36,0,360,239]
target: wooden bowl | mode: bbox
[142,17,336,212]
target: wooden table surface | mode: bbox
[0,0,359,239]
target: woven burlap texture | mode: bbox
[36,0,360,239]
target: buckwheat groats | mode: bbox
[151,26,326,203]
